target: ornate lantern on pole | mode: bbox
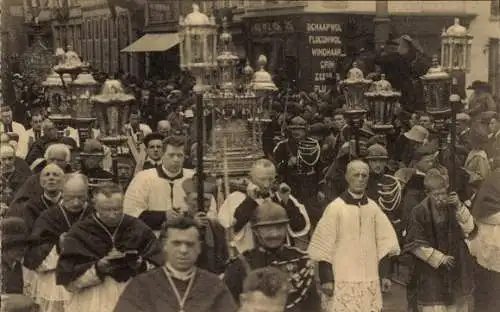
[440,18,472,189]
[91,79,135,182]
[340,62,372,156]
[203,17,263,178]
[364,74,401,140]
[71,63,98,145]
[441,18,472,74]
[179,3,218,208]
[420,55,453,170]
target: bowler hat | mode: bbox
[308,123,328,137]
[467,80,485,90]
[288,116,307,130]
[365,143,389,160]
[250,200,289,228]
[413,144,439,161]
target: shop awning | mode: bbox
[121,33,179,53]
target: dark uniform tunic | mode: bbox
[224,246,321,312]
[273,137,321,225]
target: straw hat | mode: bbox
[404,125,429,143]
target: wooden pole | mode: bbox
[196,91,204,212]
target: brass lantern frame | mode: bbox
[441,18,473,73]
[364,74,401,133]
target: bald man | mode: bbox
[218,159,310,254]
[0,144,33,200]
[308,160,400,312]
[25,119,60,165]
[157,120,171,138]
[24,174,93,311]
[6,163,65,232]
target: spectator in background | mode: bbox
[467,81,496,123]
[0,105,29,159]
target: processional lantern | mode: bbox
[71,63,99,143]
[340,62,372,126]
[179,4,218,92]
[441,18,473,73]
[364,74,401,132]
[203,18,264,177]
[91,79,135,146]
[45,46,84,134]
[251,55,278,123]
[420,55,452,127]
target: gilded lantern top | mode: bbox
[365,74,402,97]
[42,70,63,87]
[92,79,135,103]
[342,62,372,85]
[251,55,277,91]
[420,55,450,80]
[72,63,98,86]
[443,18,469,37]
[217,18,239,65]
[243,60,254,77]
[183,4,214,26]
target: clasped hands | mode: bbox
[96,249,143,274]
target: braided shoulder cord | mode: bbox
[297,139,321,167]
[377,174,402,212]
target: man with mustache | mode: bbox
[218,159,309,254]
[224,200,320,312]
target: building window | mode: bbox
[492,0,500,17]
[489,38,499,96]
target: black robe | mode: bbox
[56,214,164,286]
[6,194,61,233]
[23,205,94,271]
[196,220,229,275]
[404,197,475,305]
[113,267,238,312]
[25,136,59,165]
[224,246,321,312]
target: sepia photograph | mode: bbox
[0,0,499,311]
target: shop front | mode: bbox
[244,13,373,93]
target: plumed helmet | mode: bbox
[250,200,289,228]
[365,143,389,160]
[288,116,307,130]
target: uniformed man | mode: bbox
[223,200,321,312]
[273,116,321,225]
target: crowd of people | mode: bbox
[2,36,500,312]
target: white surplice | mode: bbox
[307,195,400,312]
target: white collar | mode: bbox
[44,192,61,203]
[165,262,195,281]
[161,166,182,177]
[347,190,364,199]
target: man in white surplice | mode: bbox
[308,160,400,312]
[218,159,310,254]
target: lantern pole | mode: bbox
[340,62,372,158]
[440,17,473,190]
[179,4,218,212]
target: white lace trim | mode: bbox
[321,280,382,312]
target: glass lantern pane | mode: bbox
[191,33,202,63]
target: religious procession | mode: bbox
[1,1,500,312]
